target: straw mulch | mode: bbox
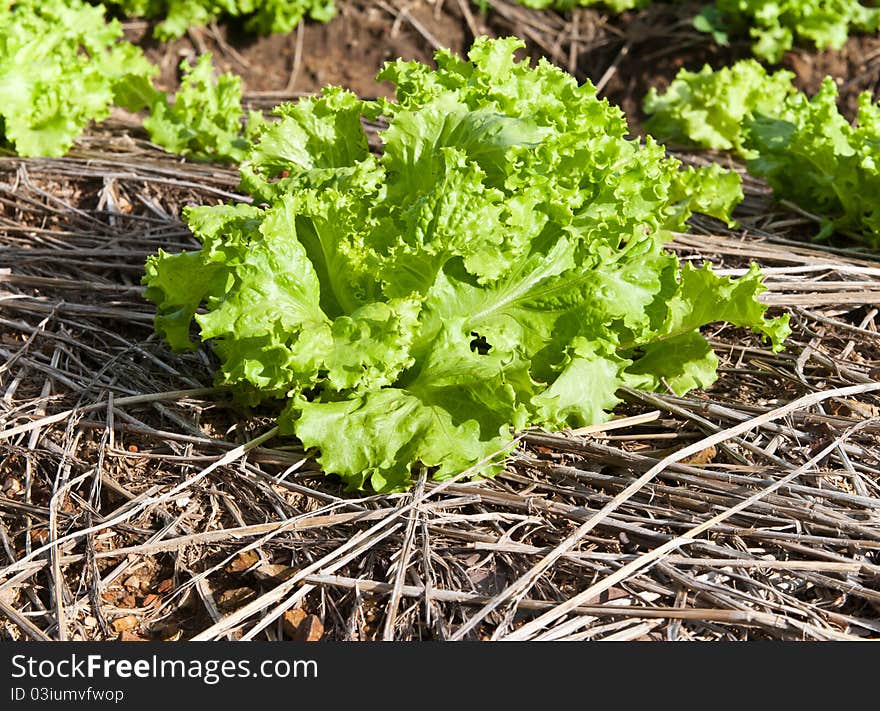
[1,107,879,641]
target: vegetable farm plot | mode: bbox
[1,0,880,642]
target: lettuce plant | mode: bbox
[144,38,789,492]
[0,0,157,157]
[748,80,880,246]
[643,60,797,156]
[144,53,265,163]
[644,60,880,247]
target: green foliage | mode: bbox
[747,79,880,247]
[643,60,798,155]
[709,0,880,63]
[144,53,264,163]
[101,0,336,39]
[144,38,789,493]
[644,60,880,248]
[512,0,645,12]
[0,4,260,162]
[0,0,157,157]
[510,0,880,63]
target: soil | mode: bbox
[124,0,880,130]
[128,1,471,100]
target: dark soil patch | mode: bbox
[129,1,469,100]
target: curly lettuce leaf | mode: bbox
[624,263,790,393]
[238,88,378,201]
[145,37,788,492]
[645,61,880,248]
[643,60,798,156]
[0,0,158,157]
[143,53,263,163]
[747,79,880,248]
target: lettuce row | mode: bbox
[511,0,880,63]
[644,60,880,248]
[705,0,880,63]
[144,38,790,492]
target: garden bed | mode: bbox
[1,0,879,641]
